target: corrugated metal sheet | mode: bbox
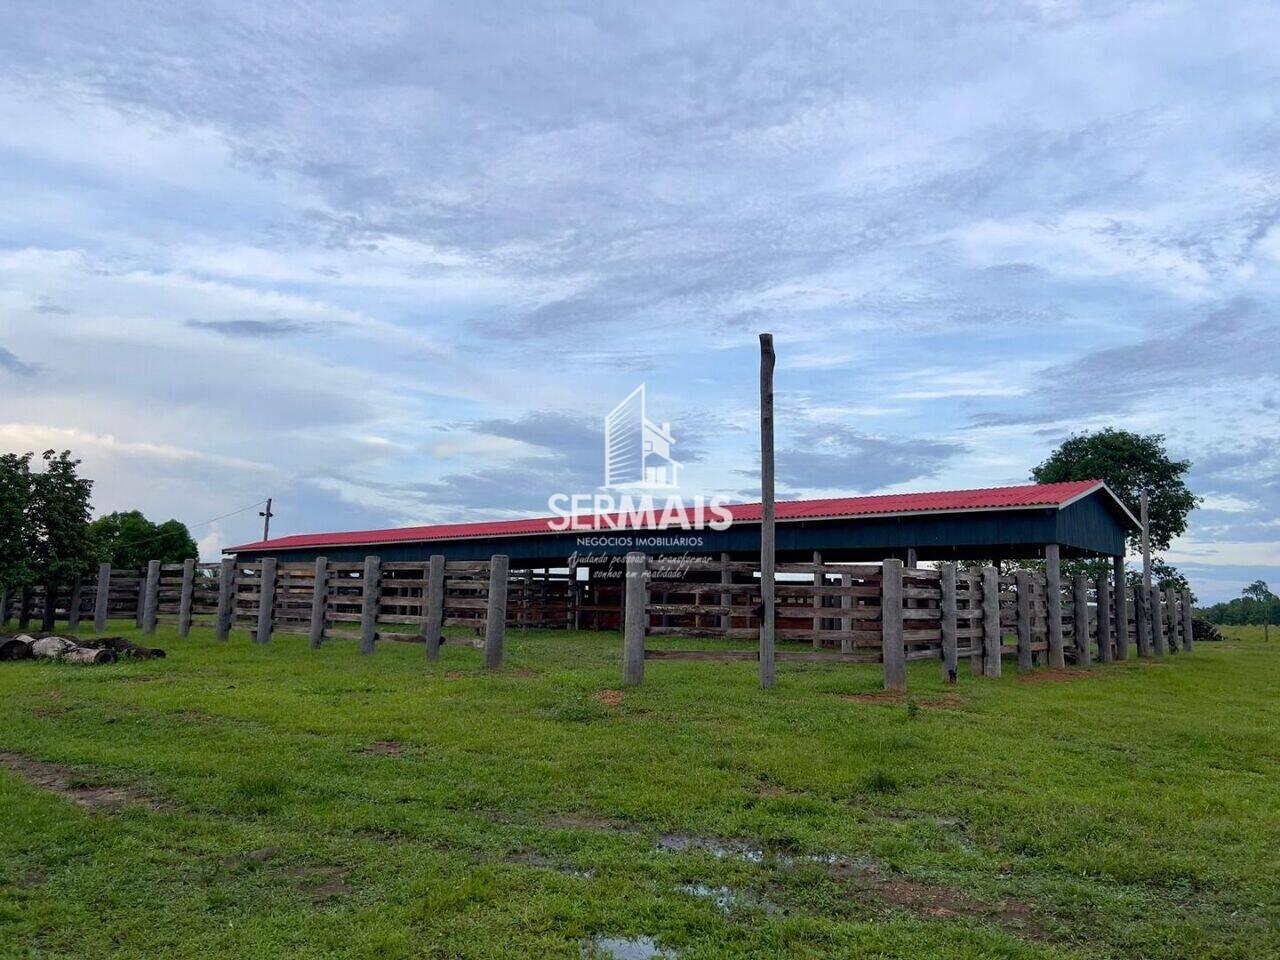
[227,480,1105,553]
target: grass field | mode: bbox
[1,622,1277,959]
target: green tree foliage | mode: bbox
[0,452,34,589]
[1032,428,1198,553]
[90,510,198,569]
[27,450,97,589]
[1032,428,1199,594]
[1201,581,1280,626]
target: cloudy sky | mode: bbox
[1,1,1277,602]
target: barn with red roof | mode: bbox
[227,479,1138,567]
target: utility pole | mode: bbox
[1140,490,1152,593]
[259,498,274,541]
[758,333,776,690]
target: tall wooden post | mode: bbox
[1138,491,1153,656]
[215,558,236,641]
[484,555,509,669]
[906,547,918,568]
[981,566,1001,678]
[1180,591,1194,653]
[1073,574,1091,667]
[1150,585,1166,657]
[178,558,195,638]
[68,577,83,631]
[1045,545,1065,668]
[358,555,380,655]
[142,560,161,635]
[422,555,445,661]
[758,333,776,690]
[718,553,733,632]
[309,557,329,649]
[93,563,111,633]
[811,550,823,649]
[622,552,646,686]
[1096,573,1112,663]
[881,558,906,690]
[940,562,958,684]
[1111,556,1127,660]
[0,587,9,627]
[569,558,581,630]
[1015,570,1033,673]
[256,557,277,645]
[840,572,853,655]
[1165,590,1179,655]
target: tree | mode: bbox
[1126,559,1195,603]
[1032,429,1199,553]
[91,510,198,569]
[1242,580,1275,603]
[0,452,34,593]
[27,451,97,630]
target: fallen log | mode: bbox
[62,646,116,665]
[30,636,76,658]
[0,637,32,661]
[77,636,166,659]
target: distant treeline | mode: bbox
[1200,596,1279,626]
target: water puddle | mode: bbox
[583,934,673,959]
[655,834,874,874]
[677,883,779,914]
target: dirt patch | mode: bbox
[0,752,159,812]
[591,689,624,708]
[281,863,353,901]
[512,667,539,679]
[546,813,639,833]
[362,740,404,757]
[837,864,1040,936]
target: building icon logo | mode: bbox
[603,384,682,489]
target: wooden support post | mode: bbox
[569,558,581,630]
[1044,545,1065,668]
[1015,570,1033,673]
[142,560,161,635]
[1150,585,1166,657]
[358,555,380,655]
[1181,591,1194,653]
[981,566,1001,678]
[1096,573,1112,663]
[758,332,776,690]
[68,577,83,631]
[522,568,533,631]
[93,562,111,632]
[840,572,853,655]
[308,557,329,649]
[484,555,509,669]
[1165,590,1179,655]
[906,547,918,568]
[881,558,906,691]
[1111,556,1127,661]
[1135,586,1152,657]
[256,557,277,645]
[719,552,732,632]
[0,586,9,627]
[421,555,445,661]
[622,552,646,686]
[215,558,236,641]
[18,586,31,630]
[1073,574,1091,667]
[940,562,958,684]
[178,558,195,638]
[812,550,823,649]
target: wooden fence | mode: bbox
[0,552,1196,690]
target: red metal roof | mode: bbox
[228,480,1115,553]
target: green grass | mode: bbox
[1,622,1277,958]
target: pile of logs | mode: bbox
[0,634,166,664]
